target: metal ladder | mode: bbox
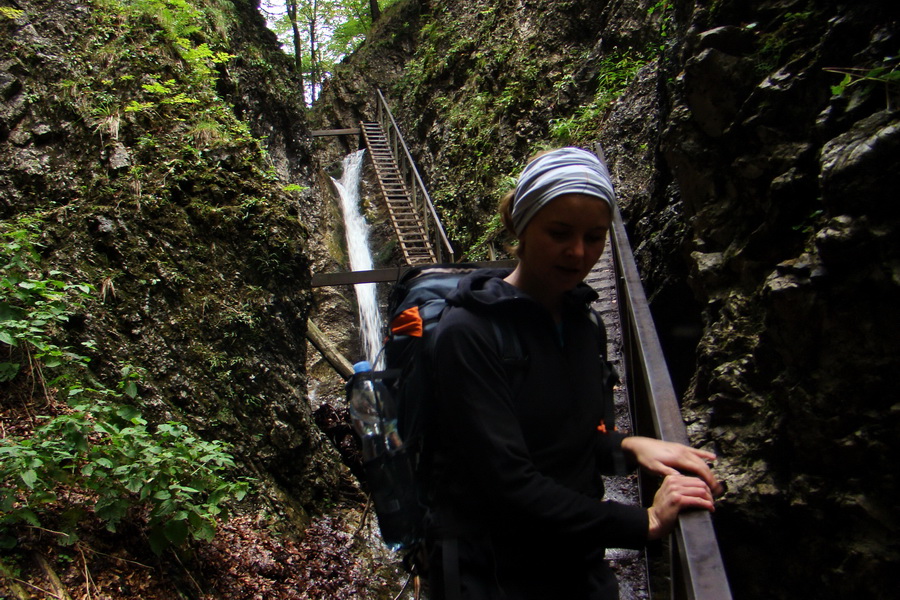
[360,121,437,266]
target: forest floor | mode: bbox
[0,382,410,600]
[0,503,413,600]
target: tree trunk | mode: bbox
[306,320,354,379]
[308,0,319,103]
[285,0,305,97]
[369,0,380,22]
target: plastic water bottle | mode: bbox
[349,360,385,461]
[348,361,420,550]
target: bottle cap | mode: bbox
[353,360,372,373]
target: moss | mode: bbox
[379,0,665,254]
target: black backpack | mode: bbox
[344,264,525,566]
[347,263,619,567]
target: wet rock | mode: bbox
[0,67,22,101]
[688,250,726,298]
[696,25,758,57]
[682,48,758,138]
[819,110,900,218]
[108,142,131,170]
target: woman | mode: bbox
[426,148,722,600]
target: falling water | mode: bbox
[332,149,384,365]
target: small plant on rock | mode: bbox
[0,216,250,554]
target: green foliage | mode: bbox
[42,0,278,212]
[265,0,403,102]
[753,10,816,77]
[647,0,673,54]
[0,217,250,553]
[0,395,250,553]
[0,7,24,20]
[550,50,648,145]
[827,56,900,110]
[0,217,91,380]
[108,0,236,113]
[792,209,825,235]
[467,213,507,261]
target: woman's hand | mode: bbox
[621,436,724,496]
[647,474,716,540]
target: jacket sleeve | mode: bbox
[433,312,648,550]
[595,430,639,475]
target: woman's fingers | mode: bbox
[679,450,724,496]
[647,474,716,540]
[623,437,725,497]
[658,445,723,497]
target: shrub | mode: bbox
[0,216,250,554]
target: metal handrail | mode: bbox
[374,88,454,263]
[600,146,732,600]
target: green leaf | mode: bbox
[0,362,20,381]
[0,301,25,322]
[193,520,216,541]
[94,458,114,469]
[148,527,168,555]
[18,508,40,527]
[95,498,127,527]
[164,519,188,546]
[116,405,142,421]
[21,469,38,489]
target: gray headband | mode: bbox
[510,147,615,236]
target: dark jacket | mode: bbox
[428,269,647,599]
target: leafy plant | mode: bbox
[0,216,251,554]
[550,50,647,144]
[791,209,825,235]
[826,57,900,110]
[647,0,673,53]
[0,217,91,382]
[0,395,250,553]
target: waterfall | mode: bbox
[332,149,384,365]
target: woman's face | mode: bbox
[516,193,612,301]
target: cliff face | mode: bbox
[643,2,899,596]
[0,0,378,595]
[1,0,342,505]
[317,0,899,597]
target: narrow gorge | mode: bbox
[1,0,897,599]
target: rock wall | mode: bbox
[640,2,899,597]
[1,0,342,527]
